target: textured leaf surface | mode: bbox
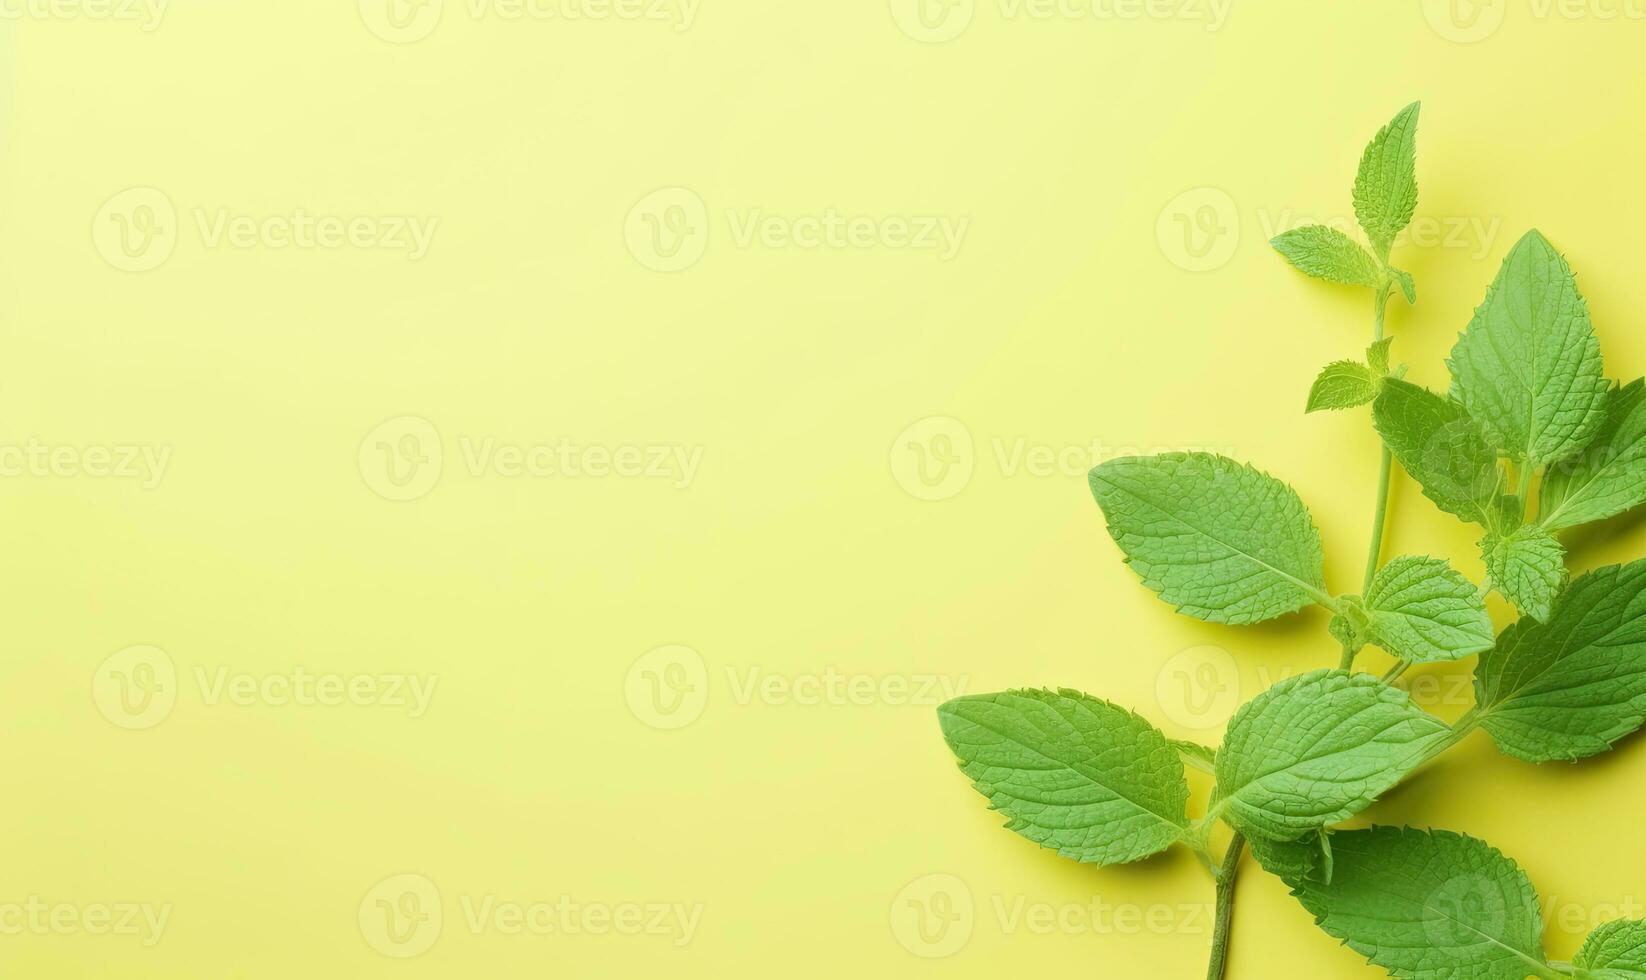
[1576,919,1646,979]
[1248,830,1328,884]
[1364,556,1494,664]
[1309,361,1380,412]
[1291,827,1547,980]
[1374,378,1502,525]
[1369,338,1395,375]
[1392,267,1417,304]
[1272,224,1383,287]
[1542,379,1646,532]
[1448,230,1609,468]
[1354,102,1421,258]
[1475,560,1646,762]
[1089,453,1328,624]
[1480,524,1567,622]
[1213,670,1450,842]
[938,690,1189,865]
[1329,594,1374,652]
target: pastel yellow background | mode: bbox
[3,1,1645,976]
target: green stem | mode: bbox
[1191,842,1220,880]
[1205,833,1246,980]
[1361,448,1393,593]
[1360,286,1395,599]
[1421,706,1485,766]
[1517,462,1536,524]
[1338,638,1360,671]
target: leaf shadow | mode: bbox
[1234,607,1327,643]
[1559,506,1646,566]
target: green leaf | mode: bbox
[1272,225,1383,287]
[1248,830,1328,884]
[1374,378,1503,525]
[1353,102,1421,259]
[1169,738,1217,772]
[1390,267,1417,305]
[1329,594,1373,652]
[1475,560,1646,762]
[1542,379,1646,532]
[1448,230,1610,468]
[1480,524,1567,622]
[1308,361,1380,412]
[1363,556,1494,663]
[1575,919,1646,978]
[1490,493,1526,535]
[1212,670,1450,842]
[937,690,1190,865]
[1088,453,1329,625]
[1290,827,1548,980]
[1368,337,1395,375]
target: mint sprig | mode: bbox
[932,102,1646,979]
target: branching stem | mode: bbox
[1205,833,1246,980]
[1360,285,1396,600]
